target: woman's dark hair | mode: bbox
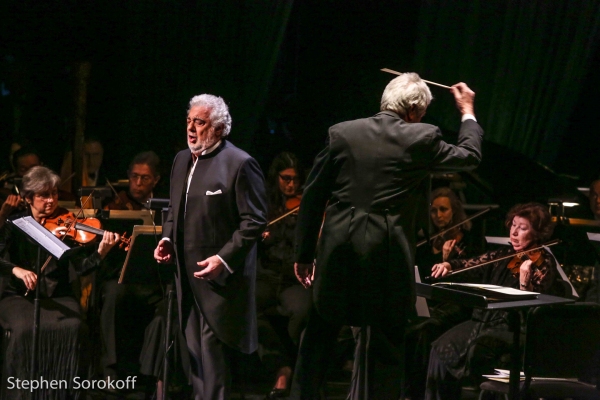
[266,152,303,217]
[505,202,554,243]
[430,187,471,231]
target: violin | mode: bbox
[42,208,130,251]
[267,195,302,227]
[285,195,302,211]
[424,239,561,282]
[506,249,545,277]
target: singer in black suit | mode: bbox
[154,94,267,399]
[291,73,484,400]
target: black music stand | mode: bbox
[415,283,574,400]
[118,226,175,400]
[9,216,75,382]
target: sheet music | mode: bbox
[587,232,600,243]
[11,216,71,260]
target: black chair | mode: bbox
[479,302,600,399]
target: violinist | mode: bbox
[0,166,120,399]
[99,151,168,390]
[257,152,311,399]
[424,202,565,400]
[407,187,474,400]
[416,187,473,275]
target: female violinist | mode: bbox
[407,187,474,399]
[257,152,312,399]
[416,187,472,276]
[424,202,565,400]
[0,166,120,400]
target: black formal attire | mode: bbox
[162,140,267,399]
[99,192,166,380]
[257,202,312,375]
[292,111,483,400]
[424,247,564,400]
[0,209,103,400]
[407,230,474,400]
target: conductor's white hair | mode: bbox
[380,73,432,118]
[188,94,232,137]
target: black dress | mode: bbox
[256,204,312,373]
[0,212,103,400]
[424,246,563,400]
[407,230,473,399]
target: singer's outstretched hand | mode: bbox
[154,239,174,264]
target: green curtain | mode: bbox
[413,0,600,165]
[87,0,293,176]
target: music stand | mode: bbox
[118,225,164,285]
[118,225,175,400]
[9,216,74,382]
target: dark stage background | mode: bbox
[1,0,600,191]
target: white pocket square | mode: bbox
[206,189,222,195]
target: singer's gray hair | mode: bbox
[380,73,432,118]
[188,94,232,137]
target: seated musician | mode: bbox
[416,187,473,273]
[99,151,172,394]
[258,152,312,399]
[0,166,120,399]
[407,187,475,399]
[424,202,565,400]
[104,151,160,210]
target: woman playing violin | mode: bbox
[0,166,120,399]
[257,152,312,399]
[424,202,565,400]
[416,187,473,275]
[407,187,475,400]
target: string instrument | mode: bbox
[267,195,302,227]
[506,248,544,277]
[417,206,495,248]
[424,239,561,282]
[42,209,130,250]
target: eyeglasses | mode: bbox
[186,117,207,129]
[129,174,154,184]
[279,174,299,184]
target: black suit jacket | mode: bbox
[163,140,267,353]
[295,111,483,326]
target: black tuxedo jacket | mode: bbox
[295,111,483,326]
[163,140,267,353]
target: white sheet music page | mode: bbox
[11,216,71,260]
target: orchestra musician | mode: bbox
[0,166,120,399]
[292,73,483,400]
[407,187,475,400]
[154,94,268,399]
[99,151,165,386]
[104,151,160,211]
[425,202,565,400]
[258,152,311,399]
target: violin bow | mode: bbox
[417,207,495,247]
[267,206,300,227]
[425,239,562,282]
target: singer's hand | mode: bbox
[13,267,37,291]
[154,239,174,264]
[431,262,451,278]
[294,262,314,288]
